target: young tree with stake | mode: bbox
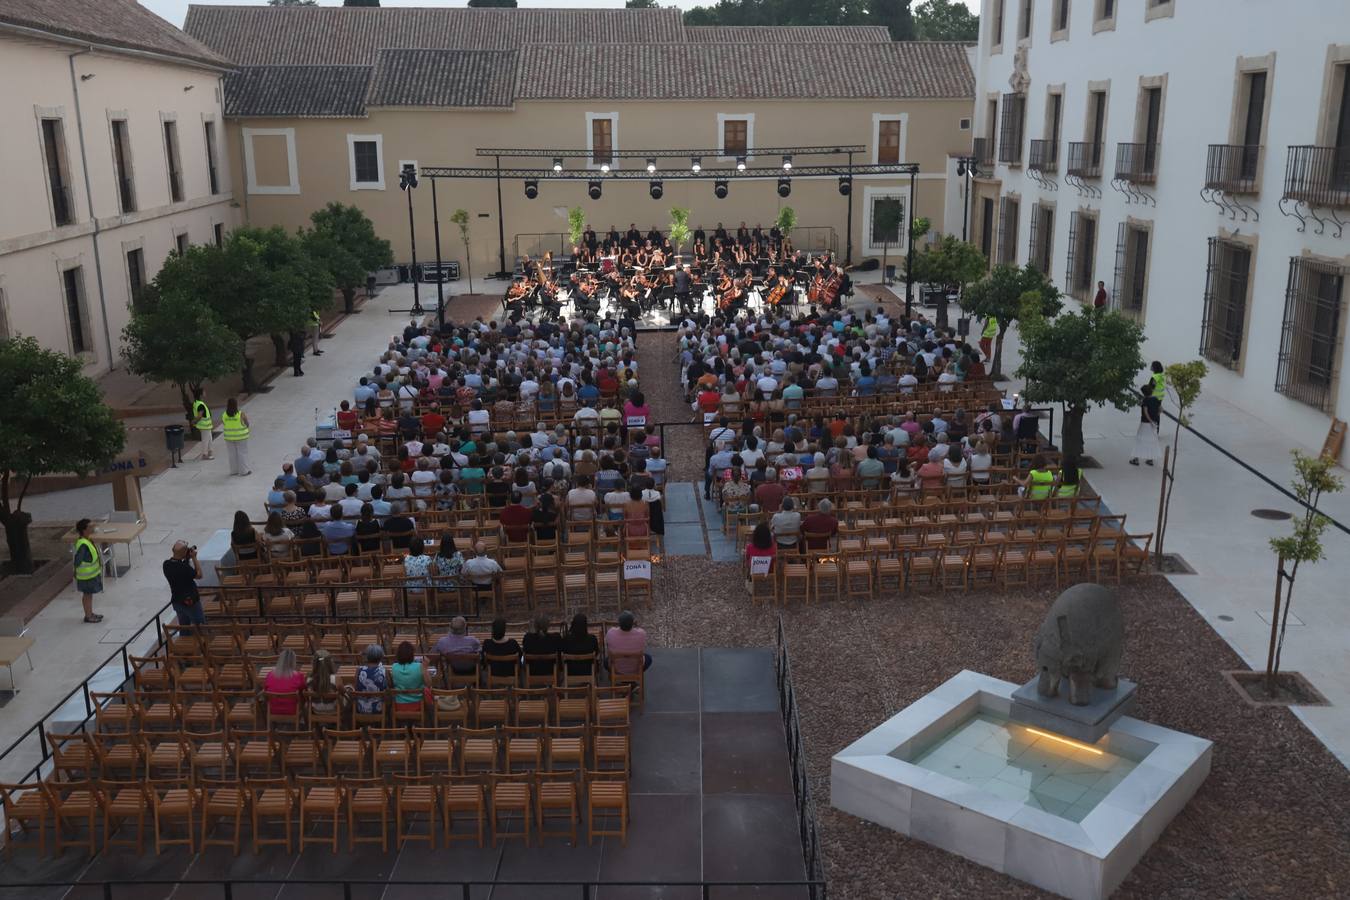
[960,263,1062,379]
[450,209,473,293]
[1154,360,1208,565]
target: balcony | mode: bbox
[1114,142,1160,185]
[973,137,994,170]
[1282,145,1350,210]
[1205,144,1262,194]
[1028,140,1058,174]
[1066,142,1104,179]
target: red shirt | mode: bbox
[754,482,787,513]
[917,461,945,490]
[499,504,532,543]
[336,409,359,430]
[264,670,306,715]
[801,513,839,550]
[745,543,776,568]
[421,412,446,435]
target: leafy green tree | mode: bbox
[871,0,915,39]
[626,0,662,7]
[306,202,393,314]
[268,0,316,6]
[568,207,587,250]
[1016,302,1145,476]
[668,207,691,255]
[450,209,473,293]
[343,0,379,6]
[959,262,1061,378]
[0,337,126,574]
[873,199,906,287]
[908,234,986,300]
[467,0,517,6]
[152,228,332,392]
[682,0,876,28]
[914,0,979,40]
[1155,359,1207,565]
[121,292,241,430]
[1265,450,1344,692]
[775,205,798,239]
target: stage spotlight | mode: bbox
[588,180,602,200]
[713,179,729,199]
[398,162,418,191]
[646,158,657,174]
[838,175,852,196]
[782,154,793,171]
[691,156,702,173]
[777,176,791,198]
[736,155,747,172]
[600,162,611,174]
[524,179,539,200]
[649,179,664,200]
[552,157,563,173]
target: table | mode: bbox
[0,635,36,692]
[62,520,147,579]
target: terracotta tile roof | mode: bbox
[516,41,974,101]
[223,66,372,118]
[185,6,974,116]
[685,25,892,43]
[366,49,518,109]
[0,0,228,69]
[183,4,685,65]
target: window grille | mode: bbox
[1199,237,1252,369]
[1275,257,1345,411]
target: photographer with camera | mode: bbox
[163,540,206,631]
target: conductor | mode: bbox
[673,262,693,315]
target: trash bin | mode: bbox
[164,424,185,452]
[957,316,972,337]
[935,295,951,330]
[885,264,896,284]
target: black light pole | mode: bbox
[431,177,446,330]
[956,156,978,242]
[844,150,855,265]
[494,155,509,279]
[905,167,916,320]
[399,163,424,315]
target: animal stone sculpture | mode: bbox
[1033,583,1124,706]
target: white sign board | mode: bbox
[623,560,652,581]
[626,416,647,427]
[749,555,773,577]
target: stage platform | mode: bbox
[0,647,810,900]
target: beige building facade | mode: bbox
[186,5,974,281]
[0,0,237,374]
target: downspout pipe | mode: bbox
[68,46,115,369]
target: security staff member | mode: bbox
[72,518,104,623]
[979,316,999,363]
[191,388,214,460]
[221,396,252,476]
[1149,361,1166,399]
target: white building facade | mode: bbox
[0,0,237,375]
[968,0,1350,462]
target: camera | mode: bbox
[189,545,198,552]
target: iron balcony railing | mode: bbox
[1282,145,1350,209]
[1029,139,1058,174]
[1115,142,1160,184]
[1205,144,1262,193]
[973,137,994,169]
[1066,142,1104,179]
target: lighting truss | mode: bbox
[418,163,917,180]
[473,144,865,160]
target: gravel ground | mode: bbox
[645,562,1350,900]
[635,329,706,482]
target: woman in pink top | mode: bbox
[622,391,651,426]
[264,648,307,717]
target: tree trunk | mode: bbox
[465,250,474,295]
[882,242,889,286]
[1061,404,1086,474]
[1265,555,1286,690]
[991,326,1008,380]
[1,508,35,575]
[342,286,356,315]
[240,352,258,395]
[270,333,288,369]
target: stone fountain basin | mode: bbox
[830,670,1212,900]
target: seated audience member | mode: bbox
[801,499,840,551]
[318,506,356,555]
[482,617,522,678]
[308,651,339,715]
[605,610,652,674]
[745,522,776,569]
[770,496,802,551]
[348,644,387,716]
[462,541,503,605]
[264,648,306,717]
[231,510,261,560]
[562,613,600,679]
[499,491,533,543]
[390,641,428,715]
[262,512,294,559]
[434,616,482,674]
[754,473,787,513]
[522,613,560,679]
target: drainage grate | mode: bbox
[1251,508,1293,520]
[1217,615,1234,622]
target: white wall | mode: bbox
[971,0,1350,462]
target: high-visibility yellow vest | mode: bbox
[1027,468,1054,499]
[1055,483,1080,498]
[311,311,321,327]
[222,411,249,442]
[74,537,101,581]
[1150,371,1166,398]
[982,317,999,339]
[192,400,212,431]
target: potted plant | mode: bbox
[668,207,691,258]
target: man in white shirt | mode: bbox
[309,498,333,521]
[566,476,598,521]
[397,381,418,412]
[755,371,778,395]
[466,401,491,435]
[898,372,919,394]
[462,542,503,589]
[573,404,600,426]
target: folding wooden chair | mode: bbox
[0,782,49,857]
[297,775,343,853]
[586,770,628,846]
[344,777,393,852]
[413,726,455,776]
[489,774,532,847]
[441,774,486,848]
[43,778,101,855]
[151,779,203,854]
[394,775,440,849]
[326,728,370,778]
[198,778,248,856]
[458,726,501,775]
[535,771,579,846]
[370,727,414,777]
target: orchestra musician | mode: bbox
[583,225,597,251]
[620,247,635,269]
[692,239,707,264]
[645,225,662,247]
[769,224,782,246]
[607,224,621,248]
[651,245,667,269]
[764,266,790,307]
[625,223,642,247]
[736,221,750,245]
[635,243,651,269]
[693,224,707,246]
[713,222,729,244]
[752,223,765,244]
